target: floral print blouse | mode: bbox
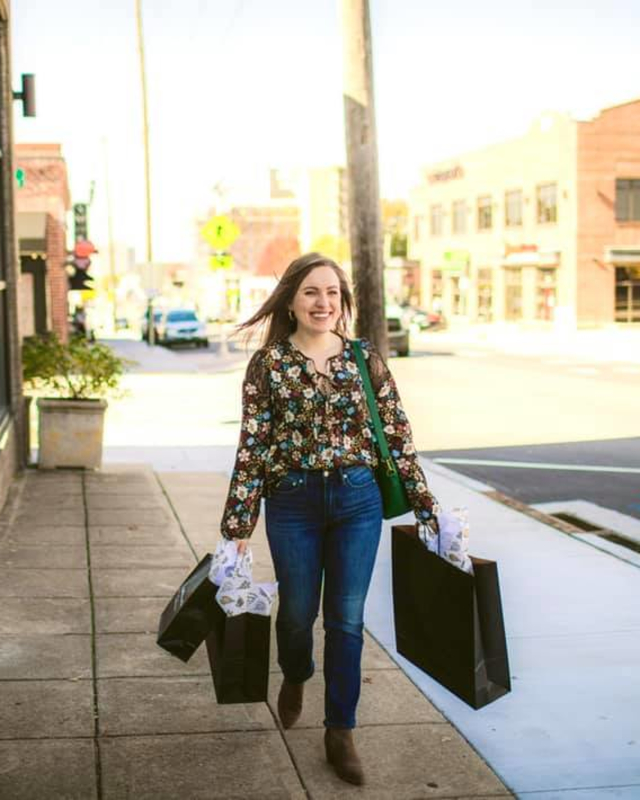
[220,336,436,540]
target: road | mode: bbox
[98,333,639,524]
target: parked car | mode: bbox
[401,305,445,331]
[156,309,209,348]
[386,310,410,357]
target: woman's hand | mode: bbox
[235,539,249,555]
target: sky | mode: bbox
[11,0,640,263]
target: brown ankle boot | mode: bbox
[277,679,304,729]
[324,728,365,786]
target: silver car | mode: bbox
[156,309,209,348]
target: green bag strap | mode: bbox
[352,339,397,475]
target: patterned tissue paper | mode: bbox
[208,539,278,617]
[418,506,473,574]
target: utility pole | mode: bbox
[341,0,387,357]
[135,0,155,345]
[102,138,118,332]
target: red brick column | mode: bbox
[45,215,69,342]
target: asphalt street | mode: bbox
[423,437,640,521]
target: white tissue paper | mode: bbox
[208,539,278,617]
[418,506,473,574]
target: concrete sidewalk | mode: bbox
[0,465,512,799]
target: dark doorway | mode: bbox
[20,254,48,335]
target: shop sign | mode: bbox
[428,165,464,184]
[441,250,469,272]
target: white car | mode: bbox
[157,309,209,348]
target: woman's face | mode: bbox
[289,265,342,337]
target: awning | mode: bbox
[16,212,47,254]
[606,247,640,265]
[502,251,560,267]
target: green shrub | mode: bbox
[22,334,132,400]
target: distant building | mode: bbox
[270,166,349,254]
[14,143,71,340]
[408,100,640,327]
[227,205,301,276]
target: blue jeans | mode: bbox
[265,465,383,729]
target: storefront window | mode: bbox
[536,268,556,321]
[504,268,522,320]
[431,269,443,312]
[0,149,10,420]
[615,266,640,323]
[505,189,523,227]
[477,268,492,321]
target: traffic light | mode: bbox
[68,261,94,291]
[66,240,97,292]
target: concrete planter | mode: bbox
[37,398,107,469]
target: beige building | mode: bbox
[409,100,640,327]
[270,166,349,254]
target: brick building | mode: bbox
[14,143,71,340]
[0,0,27,507]
[227,205,301,276]
[409,100,640,327]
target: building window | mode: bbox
[477,196,492,231]
[615,266,640,323]
[615,179,640,222]
[536,268,556,321]
[430,205,443,236]
[477,268,492,321]
[504,268,523,320]
[450,276,463,315]
[505,190,523,227]
[452,200,467,234]
[413,214,425,242]
[431,269,443,311]
[537,183,557,223]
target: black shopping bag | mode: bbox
[157,553,217,662]
[392,524,511,709]
[204,595,271,704]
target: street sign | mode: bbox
[209,254,233,270]
[74,203,88,241]
[200,215,240,250]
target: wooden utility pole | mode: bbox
[341,0,387,357]
[135,0,155,345]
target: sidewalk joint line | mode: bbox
[153,473,199,562]
[82,473,104,800]
[266,701,312,798]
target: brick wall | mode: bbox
[577,100,640,325]
[14,144,71,341]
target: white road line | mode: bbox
[572,366,600,375]
[432,458,640,474]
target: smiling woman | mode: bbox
[221,251,437,785]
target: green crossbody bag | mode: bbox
[352,339,412,519]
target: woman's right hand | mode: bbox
[235,538,249,555]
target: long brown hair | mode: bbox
[236,252,355,346]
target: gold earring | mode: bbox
[288,310,295,322]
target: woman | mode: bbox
[221,252,436,786]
